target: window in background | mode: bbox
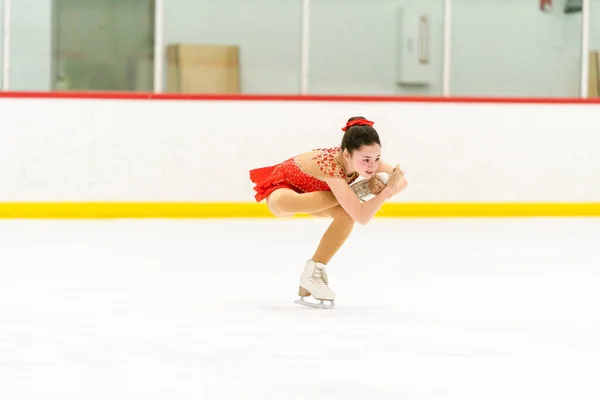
[450,0,583,98]
[0,0,3,89]
[4,0,53,91]
[308,0,444,96]
[589,0,600,98]
[52,0,155,92]
[163,0,302,94]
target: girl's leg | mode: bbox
[295,206,355,306]
[310,206,355,264]
[266,188,339,217]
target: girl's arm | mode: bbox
[388,178,408,198]
[325,178,394,225]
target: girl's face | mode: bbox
[344,144,381,178]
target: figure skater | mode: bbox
[249,117,407,308]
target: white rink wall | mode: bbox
[0,97,599,202]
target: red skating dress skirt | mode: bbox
[249,156,332,202]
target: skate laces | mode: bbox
[313,265,328,285]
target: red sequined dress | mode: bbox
[249,147,359,202]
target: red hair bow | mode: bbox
[342,118,374,132]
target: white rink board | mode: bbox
[0,98,599,202]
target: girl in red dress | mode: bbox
[249,116,407,308]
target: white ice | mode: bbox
[1,217,599,399]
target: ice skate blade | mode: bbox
[294,297,335,310]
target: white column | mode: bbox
[300,0,311,95]
[2,0,11,90]
[580,0,590,98]
[442,0,452,96]
[153,0,165,93]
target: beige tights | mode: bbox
[268,190,355,265]
[267,189,339,216]
[310,206,355,265]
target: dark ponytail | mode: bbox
[340,116,381,154]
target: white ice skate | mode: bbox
[294,259,335,309]
[350,172,390,201]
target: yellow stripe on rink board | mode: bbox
[379,203,600,217]
[0,203,274,219]
[0,202,600,218]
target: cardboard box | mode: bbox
[167,44,240,93]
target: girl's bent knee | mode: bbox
[331,206,354,225]
[266,192,294,218]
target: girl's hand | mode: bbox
[386,165,405,191]
[368,174,387,195]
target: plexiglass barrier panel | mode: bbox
[589,0,600,97]
[450,0,583,98]
[0,0,596,97]
[52,0,155,92]
[163,0,303,94]
[308,0,444,96]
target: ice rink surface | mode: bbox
[1,217,599,399]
